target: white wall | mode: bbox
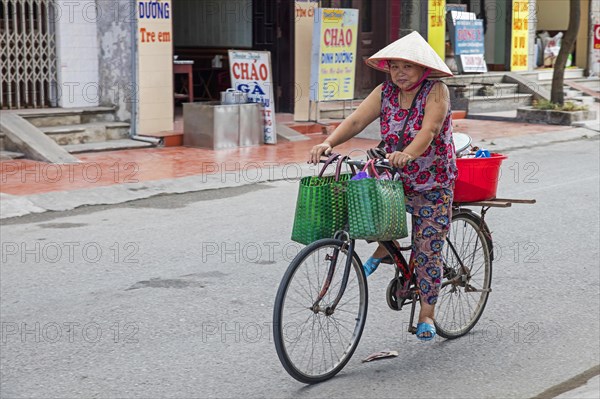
[537,0,569,31]
[54,0,100,108]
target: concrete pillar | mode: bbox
[529,0,536,71]
[399,0,423,38]
[95,0,135,123]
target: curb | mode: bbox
[0,163,321,220]
[1,127,598,220]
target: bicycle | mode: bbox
[273,156,535,384]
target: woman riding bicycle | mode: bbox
[308,31,458,341]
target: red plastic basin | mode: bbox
[454,153,507,202]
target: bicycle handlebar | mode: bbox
[318,156,395,170]
[347,159,395,170]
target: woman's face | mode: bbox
[388,60,426,91]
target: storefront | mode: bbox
[0,0,58,109]
[168,0,390,123]
[534,0,592,71]
[442,0,515,72]
[443,0,593,73]
[170,0,294,114]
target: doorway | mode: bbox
[252,0,295,113]
[0,0,58,109]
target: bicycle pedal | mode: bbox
[386,277,411,311]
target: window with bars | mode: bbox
[0,0,57,109]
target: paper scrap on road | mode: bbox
[361,350,399,363]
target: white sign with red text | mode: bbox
[459,54,487,73]
[593,24,600,76]
[228,50,276,144]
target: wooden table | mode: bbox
[197,67,228,100]
[173,61,194,102]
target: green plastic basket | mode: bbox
[291,173,351,245]
[347,177,408,241]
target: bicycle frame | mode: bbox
[379,240,421,334]
[311,233,423,333]
[311,237,356,315]
[309,225,488,334]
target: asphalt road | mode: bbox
[1,139,599,398]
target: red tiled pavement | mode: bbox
[0,135,379,196]
[0,118,572,197]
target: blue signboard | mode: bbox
[454,19,484,55]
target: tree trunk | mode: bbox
[550,0,581,105]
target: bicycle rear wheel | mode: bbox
[435,211,492,339]
[273,238,368,384]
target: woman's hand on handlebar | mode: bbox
[386,151,414,168]
[309,142,333,164]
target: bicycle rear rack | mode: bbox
[456,198,536,207]
[454,198,537,216]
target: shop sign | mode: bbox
[136,0,173,135]
[428,0,446,59]
[458,54,487,73]
[594,25,600,49]
[510,0,529,71]
[294,1,319,121]
[310,8,359,101]
[228,50,277,144]
[447,12,486,74]
[454,19,484,55]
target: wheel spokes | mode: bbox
[276,242,366,381]
[436,215,491,337]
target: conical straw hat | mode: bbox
[365,31,453,78]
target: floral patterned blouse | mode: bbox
[380,79,457,195]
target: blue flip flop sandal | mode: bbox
[416,322,436,341]
[363,257,383,277]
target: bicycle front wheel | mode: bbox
[435,211,492,339]
[273,238,368,384]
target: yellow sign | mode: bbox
[428,0,446,59]
[310,8,358,101]
[510,0,529,71]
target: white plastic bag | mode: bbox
[544,32,562,67]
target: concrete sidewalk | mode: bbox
[1,116,598,219]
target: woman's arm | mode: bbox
[309,84,382,164]
[387,82,450,167]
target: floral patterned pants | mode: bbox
[405,188,453,305]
